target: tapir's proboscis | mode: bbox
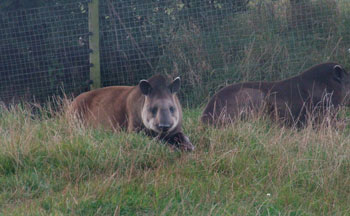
[202,62,350,127]
[69,74,194,151]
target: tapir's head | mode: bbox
[329,64,350,105]
[139,75,182,134]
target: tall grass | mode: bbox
[1,102,350,215]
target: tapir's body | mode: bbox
[71,86,132,130]
[202,63,350,126]
[69,75,194,151]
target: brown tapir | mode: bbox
[69,74,194,151]
[201,62,350,126]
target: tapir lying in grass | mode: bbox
[69,74,194,151]
[201,62,350,127]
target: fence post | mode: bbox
[88,0,101,89]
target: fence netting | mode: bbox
[0,2,90,104]
[1,0,350,106]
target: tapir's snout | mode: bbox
[157,123,172,132]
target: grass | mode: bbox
[1,102,350,215]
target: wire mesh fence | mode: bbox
[1,0,350,107]
[0,1,90,104]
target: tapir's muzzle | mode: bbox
[157,123,173,132]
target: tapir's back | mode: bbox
[69,86,134,129]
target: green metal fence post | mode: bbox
[88,0,101,89]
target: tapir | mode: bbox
[69,74,194,151]
[202,63,350,126]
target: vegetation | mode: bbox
[1,0,350,106]
[1,1,350,213]
[1,102,350,215]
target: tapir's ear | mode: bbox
[333,65,344,83]
[169,77,181,94]
[139,80,152,95]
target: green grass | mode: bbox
[1,103,350,215]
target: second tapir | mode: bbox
[202,62,350,126]
[69,74,194,151]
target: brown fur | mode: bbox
[68,74,194,151]
[202,62,350,126]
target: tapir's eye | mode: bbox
[169,106,175,113]
[150,107,157,116]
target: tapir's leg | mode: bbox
[165,132,194,152]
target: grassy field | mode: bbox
[1,103,350,215]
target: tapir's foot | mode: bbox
[168,132,195,152]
